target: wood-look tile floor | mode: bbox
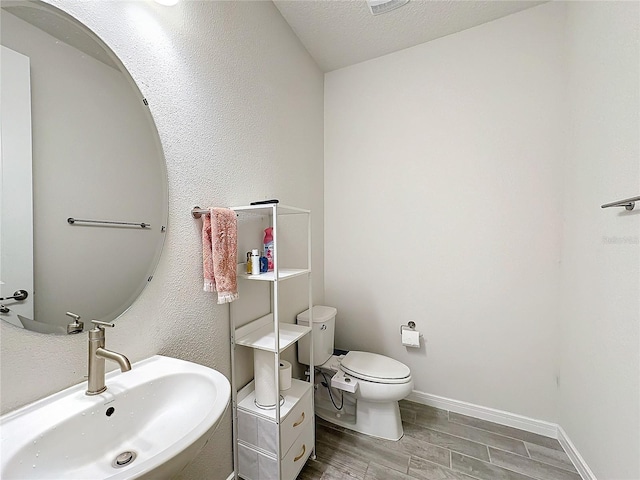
[298,400,581,480]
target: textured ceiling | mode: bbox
[274,0,547,72]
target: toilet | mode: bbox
[297,306,414,441]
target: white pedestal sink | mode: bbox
[1,355,231,479]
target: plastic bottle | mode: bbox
[251,249,260,275]
[263,227,274,271]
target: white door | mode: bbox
[0,45,34,327]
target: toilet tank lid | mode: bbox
[296,305,337,324]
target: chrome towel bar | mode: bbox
[601,196,640,211]
[67,218,150,228]
[0,290,28,301]
[191,206,240,218]
[191,207,209,219]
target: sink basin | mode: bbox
[1,355,230,479]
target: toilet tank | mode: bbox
[296,306,336,367]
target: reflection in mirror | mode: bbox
[0,2,168,334]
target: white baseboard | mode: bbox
[226,473,235,480]
[558,426,597,480]
[407,390,599,480]
[407,390,558,438]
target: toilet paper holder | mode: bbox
[400,321,420,335]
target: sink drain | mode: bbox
[112,451,137,468]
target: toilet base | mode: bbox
[315,388,404,441]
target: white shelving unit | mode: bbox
[230,204,314,480]
[237,269,309,282]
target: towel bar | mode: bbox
[191,207,209,218]
[192,206,242,218]
[67,218,150,228]
[601,196,640,211]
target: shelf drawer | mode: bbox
[238,388,312,458]
[237,442,278,480]
[237,409,278,455]
[280,388,312,456]
[237,422,313,480]
[282,421,313,480]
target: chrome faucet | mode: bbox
[66,312,84,334]
[86,320,131,395]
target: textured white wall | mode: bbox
[324,3,566,422]
[0,1,324,478]
[559,2,640,478]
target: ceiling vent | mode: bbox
[367,0,410,16]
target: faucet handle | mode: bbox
[66,312,84,334]
[91,320,115,329]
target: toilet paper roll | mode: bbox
[279,360,292,390]
[254,350,277,408]
[402,329,420,348]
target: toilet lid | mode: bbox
[340,351,411,384]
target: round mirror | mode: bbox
[0,1,168,334]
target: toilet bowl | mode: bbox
[323,351,413,440]
[297,306,414,441]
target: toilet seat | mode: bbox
[340,351,411,384]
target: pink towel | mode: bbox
[203,207,239,304]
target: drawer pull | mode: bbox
[294,444,306,462]
[293,411,305,428]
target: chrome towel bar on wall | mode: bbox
[191,206,241,218]
[67,218,150,228]
[191,207,209,219]
[601,196,640,211]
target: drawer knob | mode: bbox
[293,411,305,428]
[294,444,306,462]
